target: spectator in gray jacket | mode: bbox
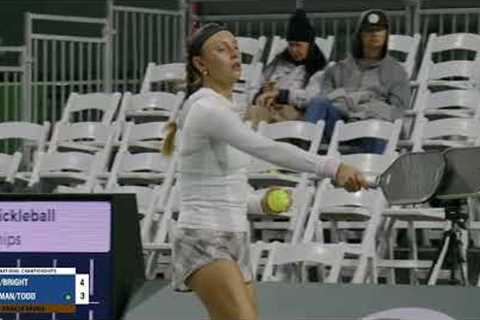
[305,9,410,153]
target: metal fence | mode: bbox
[111,2,185,93]
[0,46,27,153]
[419,7,480,60]
[24,13,110,124]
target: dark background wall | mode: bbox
[2,0,480,46]
[0,0,179,46]
[197,0,480,15]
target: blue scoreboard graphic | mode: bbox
[0,268,89,314]
[0,200,113,320]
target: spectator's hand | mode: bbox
[256,90,279,109]
[335,163,369,192]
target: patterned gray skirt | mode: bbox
[172,227,253,292]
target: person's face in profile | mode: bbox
[194,31,242,86]
[361,26,388,52]
[288,41,310,61]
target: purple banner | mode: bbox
[0,201,111,252]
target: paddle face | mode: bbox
[436,146,480,200]
[377,151,445,205]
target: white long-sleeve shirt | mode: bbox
[177,88,340,232]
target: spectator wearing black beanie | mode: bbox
[245,9,327,127]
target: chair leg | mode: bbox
[428,234,451,285]
[408,221,419,285]
[386,218,397,284]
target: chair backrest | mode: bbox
[120,121,168,151]
[388,33,421,79]
[267,35,335,65]
[61,92,122,124]
[28,145,109,191]
[236,36,267,64]
[48,122,119,153]
[141,62,186,93]
[327,119,402,156]
[417,33,480,87]
[233,62,264,108]
[118,91,185,122]
[249,120,325,173]
[113,151,170,174]
[261,242,346,283]
[36,151,98,174]
[412,88,480,117]
[106,150,172,189]
[259,120,324,153]
[411,116,480,151]
[0,152,22,183]
[0,121,50,152]
[235,62,264,92]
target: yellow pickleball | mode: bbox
[266,188,292,214]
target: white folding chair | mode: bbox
[303,119,401,283]
[0,121,50,182]
[304,180,389,284]
[247,120,324,243]
[60,92,122,124]
[388,33,421,79]
[106,150,173,188]
[117,121,169,152]
[261,241,346,283]
[28,150,107,192]
[140,62,186,94]
[118,91,185,123]
[411,116,480,150]
[411,88,480,120]
[48,122,120,154]
[416,33,480,91]
[267,35,335,65]
[233,62,264,110]
[236,36,267,65]
[143,183,180,280]
[0,153,21,184]
[327,119,402,157]
[248,120,325,187]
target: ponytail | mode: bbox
[162,24,220,156]
[162,121,177,156]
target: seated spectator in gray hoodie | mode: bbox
[305,9,410,153]
[245,9,327,128]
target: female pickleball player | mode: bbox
[163,23,368,320]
